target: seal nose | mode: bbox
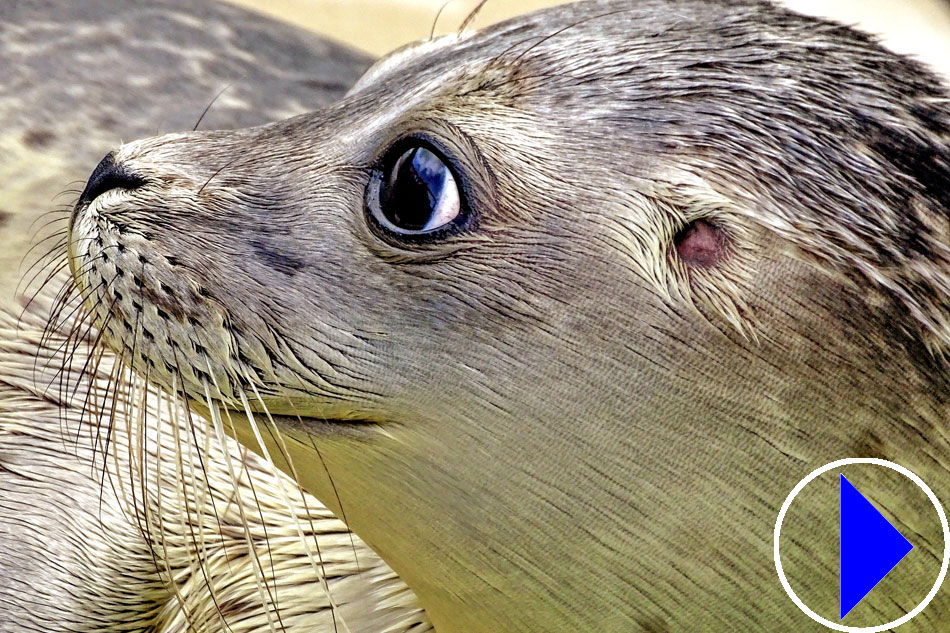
[77,152,146,207]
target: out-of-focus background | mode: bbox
[223,0,950,79]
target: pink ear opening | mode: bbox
[674,219,726,268]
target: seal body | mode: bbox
[67,1,950,632]
[0,2,431,631]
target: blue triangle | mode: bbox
[840,474,914,619]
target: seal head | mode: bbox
[69,1,950,631]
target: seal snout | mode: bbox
[77,151,147,208]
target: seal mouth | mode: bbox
[213,406,385,440]
[269,413,384,437]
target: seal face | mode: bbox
[68,0,950,631]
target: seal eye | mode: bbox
[372,146,461,234]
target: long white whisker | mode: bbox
[238,376,352,633]
[204,381,282,633]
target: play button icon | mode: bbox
[839,474,914,619]
[775,458,950,632]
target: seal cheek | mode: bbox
[673,219,726,268]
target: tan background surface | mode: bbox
[223,0,950,79]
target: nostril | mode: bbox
[78,151,147,206]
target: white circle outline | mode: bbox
[774,457,949,632]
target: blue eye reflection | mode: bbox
[375,145,461,234]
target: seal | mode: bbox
[0,1,430,631]
[66,0,950,631]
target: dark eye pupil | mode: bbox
[380,147,450,232]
